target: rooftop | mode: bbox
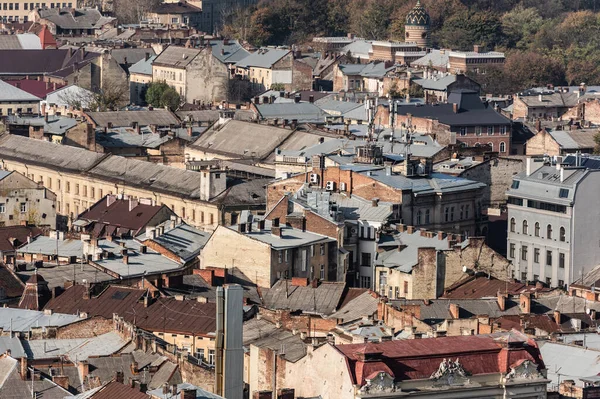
[262,279,346,315]
[86,109,180,128]
[0,79,42,102]
[0,307,81,332]
[37,7,115,30]
[153,45,201,68]
[243,318,307,362]
[236,48,290,69]
[22,331,128,361]
[254,102,331,124]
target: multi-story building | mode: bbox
[506,155,600,287]
[0,170,56,229]
[145,1,201,27]
[0,79,40,116]
[0,0,74,23]
[129,54,156,105]
[235,48,292,92]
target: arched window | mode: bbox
[474,142,481,147]
[560,226,566,242]
[510,218,515,233]
[547,224,553,239]
[500,142,506,152]
[488,142,494,151]
[522,220,528,234]
[416,209,422,225]
[534,222,540,237]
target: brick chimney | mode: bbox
[453,103,459,113]
[397,224,405,232]
[437,231,445,240]
[52,375,70,390]
[519,293,531,314]
[78,361,89,382]
[554,310,561,325]
[115,371,124,384]
[407,226,414,234]
[449,303,460,319]
[181,389,196,399]
[497,291,506,311]
[271,226,282,237]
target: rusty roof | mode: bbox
[87,381,150,399]
[44,285,216,335]
[0,265,24,298]
[0,225,41,252]
[494,314,559,334]
[442,276,551,299]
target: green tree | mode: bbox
[145,81,180,111]
[501,5,543,49]
[160,87,181,111]
[437,10,503,50]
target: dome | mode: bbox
[406,0,430,27]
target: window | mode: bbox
[547,224,552,239]
[320,244,325,255]
[460,127,467,136]
[559,188,569,198]
[534,222,540,237]
[201,211,204,223]
[278,251,282,263]
[521,272,527,281]
[488,142,493,151]
[487,126,493,135]
[464,205,469,219]
[210,213,214,224]
[82,185,87,197]
[284,250,289,262]
[475,126,482,135]
[404,281,409,294]
[445,207,450,222]
[450,207,455,221]
[546,277,551,285]
[558,279,564,287]
[66,181,70,193]
[559,226,566,242]
[522,220,528,235]
[509,243,515,258]
[511,180,520,189]
[75,184,79,195]
[546,250,552,266]
[425,209,430,224]
[416,209,422,225]
[510,218,515,232]
[90,187,94,198]
[521,245,528,261]
[0,204,5,213]
[361,252,371,267]
[320,265,324,280]
[208,350,215,365]
[534,248,540,263]
[500,142,506,152]
[195,348,204,361]
[559,253,565,268]
[311,245,315,257]
[500,126,507,135]
[20,203,26,213]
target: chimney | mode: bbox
[437,231,444,240]
[452,103,458,113]
[519,293,531,314]
[525,158,538,177]
[473,45,481,53]
[140,245,147,254]
[52,375,70,390]
[309,95,314,103]
[145,52,150,61]
[397,224,405,232]
[187,126,193,137]
[407,226,414,234]
[538,94,543,102]
[554,310,561,325]
[271,226,283,237]
[497,292,506,311]
[449,303,460,319]
[371,198,379,207]
[123,255,129,264]
[115,371,124,384]
[237,223,246,233]
[78,361,89,382]
[181,389,196,399]
[294,95,300,103]
[257,219,265,230]
[130,361,139,375]
[128,198,138,212]
[20,357,28,380]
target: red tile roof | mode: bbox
[37,25,57,49]
[335,332,544,386]
[44,285,216,335]
[89,381,150,399]
[4,79,65,99]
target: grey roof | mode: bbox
[314,99,364,115]
[7,115,78,135]
[38,7,115,29]
[153,45,201,68]
[341,40,373,59]
[191,119,293,159]
[375,230,455,273]
[255,103,330,124]
[22,331,128,361]
[45,85,94,109]
[148,383,222,399]
[243,318,306,362]
[328,290,379,323]
[0,34,41,50]
[411,49,450,69]
[548,129,597,150]
[176,110,220,122]
[95,128,170,149]
[0,79,41,102]
[229,219,334,250]
[236,48,290,69]
[87,110,180,128]
[0,308,81,332]
[209,40,250,64]
[366,170,486,196]
[392,298,522,323]
[0,337,25,358]
[148,361,182,390]
[538,341,600,387]
[17,263,116,289]
[517,91,578,108]
[413,74,457,91]
[326,193,393,222]
[18,236,84,258]
[338,62,394,79]
[137,222,210,262]
[262,279,345,315]
[264,130,338,164]
[0,357,71,399]
[128,55,156,76]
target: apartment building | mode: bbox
[0,0,74,23]
[506,155,600,287]
[0,134,263,230]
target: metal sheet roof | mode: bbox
[0,337,25,358]
[0,308,81,332]
[262,280,345,315]
[236,48,290,69]
[0,79,41,102]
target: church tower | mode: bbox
[405,0,431,49]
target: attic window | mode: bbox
[559,188,569,198]
[111,291,130,300]
[511,180,520,189]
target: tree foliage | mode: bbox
[146,81,181,111]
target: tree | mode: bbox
[351,0,394,40]
[145,81,180,111]
[58,79,128,111]
[113,0,160,24]
[437,10,503,50]
[501,5,543,49]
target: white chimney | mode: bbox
[538,94,543,102]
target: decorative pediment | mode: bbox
[430,358,470,386]
[506,359,542,381]
[360,372,397,394]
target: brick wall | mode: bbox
[460,157,524,207]
[525,129,560,156]
[292,59,313,92]
[56,316,113,339]
[258,308,338,334]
